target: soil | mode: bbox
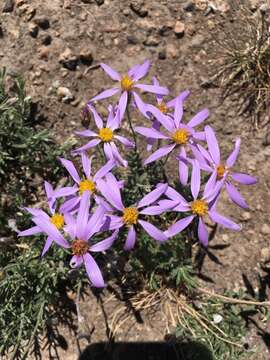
[1,0,270,359]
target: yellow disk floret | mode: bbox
[217,164,226,179]
[120,75,134,91]
[157,101,167,114]
[191,199,208,217]
[171,128,189,145]
[79,179,96,195]
[50,213,64,229]
[123,207,139,225]
[72,239,89,256]
[99,127,114,142]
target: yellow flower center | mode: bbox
[157,101,167,114]
[99,127,114,142]
[120,75,134,91]
[123,207,139,225]
[171,129,189,145]
[191,199,208,216]
[72,239,89,256]
[216,164,226,179]
[79,179,96,195]
[50,213,64,229]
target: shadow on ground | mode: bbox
[79,341,213,360]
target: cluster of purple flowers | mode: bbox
[19,60,257,288]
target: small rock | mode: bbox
[166,43,178,58]
[59,48,78,70]
[261,224,270,235]
[259,4,269,14]
[130,0,148,17]
[34,17,50,30]
[158,25,172,37]
[213,314,223,324]
[95,0,104,5]
[40,34,52,45]
[79,49,93,65]
[242,212,251,221]
[261,247,270,262]
[190,34,204,48]
[2,0,14,13]
[158,49,166,60]
[183,1,195,12]
[143,35,159,46]
[17,4,36,21]
[127,35,139,44]
[57,86,74,103]
[28,22,38,37]
[123,8,130,16]
[37,46,50,60]
[174,21,185,37]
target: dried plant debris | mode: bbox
[212,4,270,127]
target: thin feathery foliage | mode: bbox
[0,68,72,237]
[0,69,77,358]
[212,5,270,127]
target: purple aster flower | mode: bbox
[89,60,169,120]
[135,95,209,185]
[18,182,77,256]
[64,191,119,288]
[96,173,168,250]
[73,105,134,167]
[60,152,116,212]
[195,126,257,209]
[138,78,190,151]
[161,160,240,246]
[44,180,77,214]
[18,206,69,256]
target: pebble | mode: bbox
[158,24,172,37]
[130,0,148,17]
[260,4,269,14]
[143,35,160,46]
[28,22,38,37]
[261,247,270,262]
[17,4,36,21]
[261,224,270,235]
[242,212,251,221]
[59,48,78,70]
[2,0,14,13]
[158,49,166,60]
[183,1,195,12]
[37,46,50,60]
[79,49,93,65]
[34,17,50,30]
[174,21,185,37]
[57,86,74,103]
[127,35,139,44]
[213,314,223,324]
[166,43,178,58]
[40,34,52,45]
[123,8,130,16]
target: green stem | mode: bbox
[97,143,105,161]
[21,302,45,359]
[126,95,138,151]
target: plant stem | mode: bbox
[126,95,137,151]
[21,302,45,359]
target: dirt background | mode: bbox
[1,0,270,358]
